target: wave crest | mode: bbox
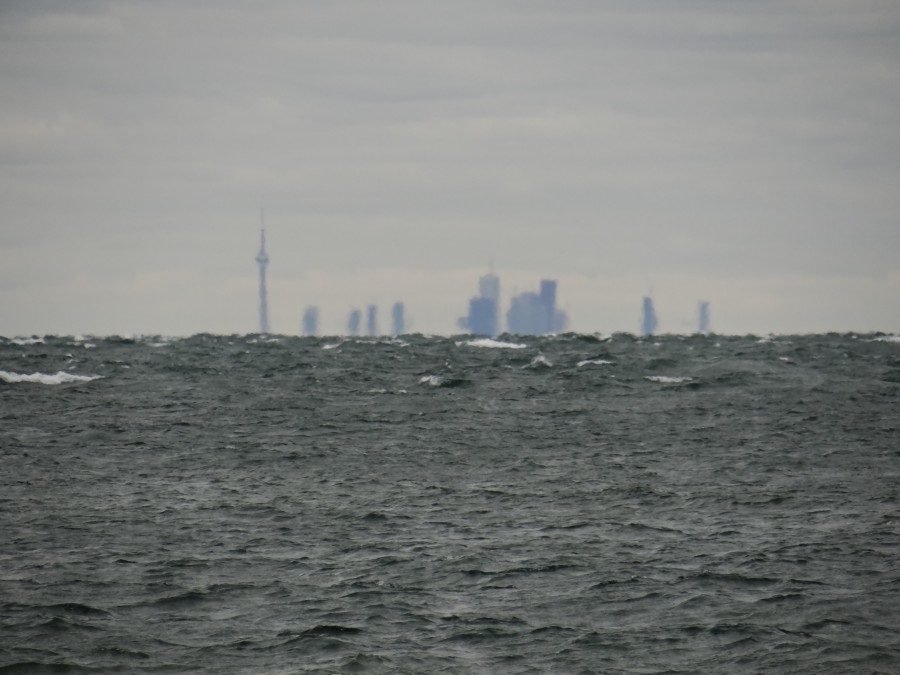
[0,370,103,385]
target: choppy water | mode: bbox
[2,332,899,674]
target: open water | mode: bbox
[1,332,899,674]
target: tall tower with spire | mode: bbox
[255,216,270,334]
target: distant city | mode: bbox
[255,228,710,337]
[456,271,567,337]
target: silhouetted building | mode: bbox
[506,279,567,335]
[698,301,710,335]
[302,306,319,336]
[462,297,497,335]
[347,309,361,336]
[459,271,501,335]
[540,279,557,332]
[641,297,658,336]
[391,302,405,335]
[366,304,378,337]
[507,293,542,335]
[479,272,500,305]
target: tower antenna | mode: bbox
[255,209,270,334]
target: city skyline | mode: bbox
[287,261,719,337]
[2,2,899,337]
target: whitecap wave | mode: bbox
[523,355,553,369]
[577,359,614,367]
[11,337,45,345]
[644,375,693,384]
[419,375,444,386]
[871,335,900,343]
[0,370,103,385]
[456,338,527,349]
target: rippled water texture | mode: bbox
[2,333,899,673]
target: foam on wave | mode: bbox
[524,355,553,369]
[577,359,614,367]
[644,375,693,384]
[11,337,45,345]
[0,370,103,385]
[456,338,527,349]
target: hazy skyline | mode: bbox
[2,1,899,336]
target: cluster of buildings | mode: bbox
[256,229,709,337]
[457,272,568,336]
[297,272,569,338]
[301,302,406,337]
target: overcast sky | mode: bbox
[2,0,899,336]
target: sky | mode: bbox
[1,0,899,337]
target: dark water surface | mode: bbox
[2,333,899,673]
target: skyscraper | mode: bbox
[698,301,710,335]
[478,272,500,334]
[479,272,500,306]
[366,304,378,337]
[641,296,657,336]
[459,269,501,336]
[506,279,568,335]
[302,306,319,336]
[391,302,405,336]
[347,309,361,336]
[255,225,270,334]
[465,297,498,336]
[540,279,557,332]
